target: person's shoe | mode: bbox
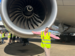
[1,42,4,44]
[2,43,4,44]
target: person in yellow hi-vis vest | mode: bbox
[0,36,1,39]
[32,27,60,56]
[8,32,12,44]
[8,32,10,38]
[2,32,5,44]
[0,31,2,43]
[0,31,2,40]
[12,34,16,43]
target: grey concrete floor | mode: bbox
[0,38,75,56]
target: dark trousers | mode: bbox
[22,38,29,44]
[12,37,16,42]
[2,38,4,43]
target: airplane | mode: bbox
[0,0,75,42]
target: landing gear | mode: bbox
[58,24,72,43]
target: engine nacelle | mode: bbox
[1,0,57,38]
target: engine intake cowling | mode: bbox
[1,0,57,38]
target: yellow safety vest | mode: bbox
[41,31,51,48]
[0,33,1,39]
[8,33,11,38]
[2,33,5,38]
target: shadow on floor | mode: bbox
[4,43,44,56]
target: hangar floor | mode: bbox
[0,38,75,56]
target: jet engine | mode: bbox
[1,0,57,38]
